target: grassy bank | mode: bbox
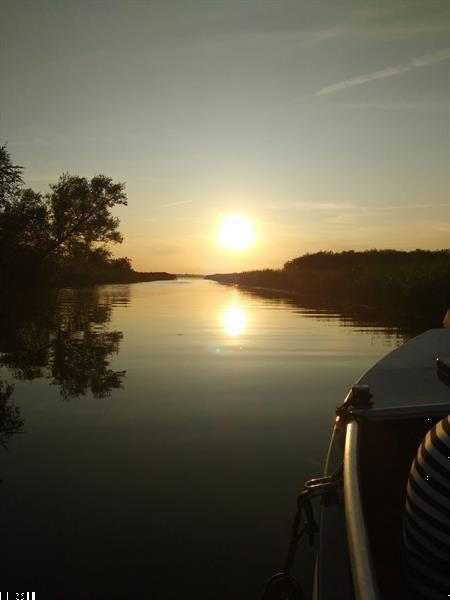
[206,250,450,319]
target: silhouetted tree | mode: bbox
[0,143,24,208]
[0,143,135,286]
[0,188,51,283]
[0,143,175,286]
[45,173,127,259]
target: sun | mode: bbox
[218,216,256,251]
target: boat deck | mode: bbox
[316,329,450,600]
[357,329,450,410]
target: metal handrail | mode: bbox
[344,421,380,600]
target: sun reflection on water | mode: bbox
[222,305,247,337]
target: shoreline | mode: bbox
[207,278,387,311]
[1,272,177,291]
[205,276,446,334]
[204,250,450,319]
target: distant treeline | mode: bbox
[206,250,450,315]
[0,143,175,288]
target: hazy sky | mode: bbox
[1,0,449,273]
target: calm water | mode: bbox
[0,279,412,597]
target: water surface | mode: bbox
[0,279,412,597]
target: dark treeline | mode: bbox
[0,143,175,287]
[206,249,450,319]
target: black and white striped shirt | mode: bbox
[403,414,450,599]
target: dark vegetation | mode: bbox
[206,249,450,325]
[0,143,175,287]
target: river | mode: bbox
[0,278,418,598]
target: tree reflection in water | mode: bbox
[0,286,128,400]
[0,380,24,450]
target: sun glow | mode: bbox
[218,216,256,251]
[222,305,247,337]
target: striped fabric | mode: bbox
[403,414,450,599]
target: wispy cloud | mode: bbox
[13,137,54,146]
[335,100,450,111]
[264,201,449,212]
[263,201,356,211]
[365,24,450,37]
[315,47,450,96]
[351,6,450,39]
[364,203,450,212]
[158,200,193,209]
[12,135,113,146]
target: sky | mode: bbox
[1,0,449,274]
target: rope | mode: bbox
[260,468,342,600]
